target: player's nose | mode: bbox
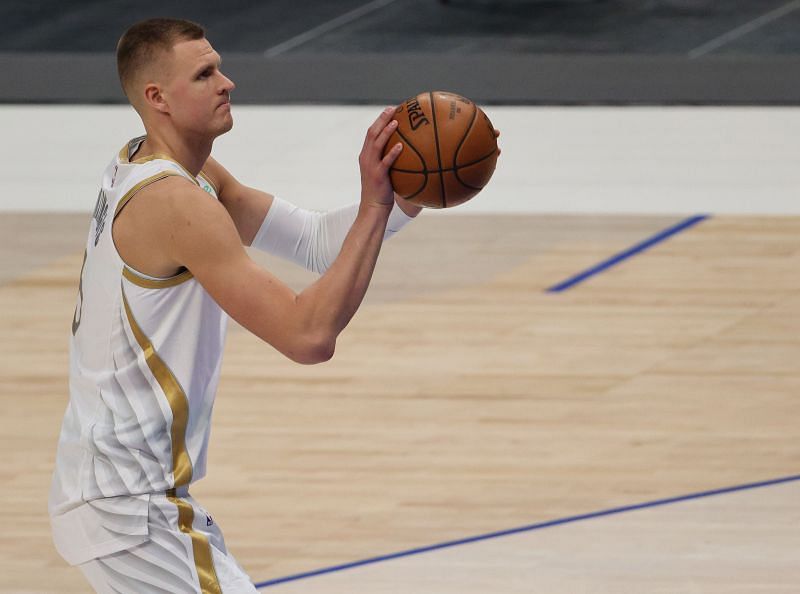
[219,71,236,93]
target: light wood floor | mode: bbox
[2,213,799,593]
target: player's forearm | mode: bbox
[251,196,415,273]
[294,203,389,347]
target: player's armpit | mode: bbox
[161,181,335,364]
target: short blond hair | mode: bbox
[116,18,205,100]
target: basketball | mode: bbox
[383,91,499,209]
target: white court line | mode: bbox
[688,0,800,59]
[263,0,401,58]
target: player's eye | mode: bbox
[198,68,213,80]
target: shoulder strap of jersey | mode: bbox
[112,138,202,220]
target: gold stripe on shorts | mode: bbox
[166,489,223,594]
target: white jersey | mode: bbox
[49,136,228,565]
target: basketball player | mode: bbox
[47,17,423,593]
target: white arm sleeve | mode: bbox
[250,197,414,274]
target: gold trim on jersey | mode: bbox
[118,137,210,192]
[121,289,193,488]
[119,135,146,162]
[113,172,185,220]
[118,136,201,184]
[130,153,199,183]
[122,266,194,289]
[166,490,223,594]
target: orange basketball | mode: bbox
[383,91,498,209]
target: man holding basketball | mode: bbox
[48,17,422,593]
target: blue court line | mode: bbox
[546,214,710,293]
[254,473,800,589]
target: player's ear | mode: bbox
[143,83,169,114]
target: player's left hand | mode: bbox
[359,106,403,210]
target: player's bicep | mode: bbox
[166,188,308,358]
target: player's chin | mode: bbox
[215,113,234,134]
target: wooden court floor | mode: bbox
[1,212,799,593]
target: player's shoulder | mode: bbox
[135,174,224,220]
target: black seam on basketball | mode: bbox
[453,106,493,191]
[453,147,498,190]
[391,171,428,201]
[453,177,481,191]
[453,102,478,173]
[458,147,498,170]
[392,128,428,173]
[390,128,428,199]
[395,171,429,201]
[391,147,498,175]
[428,92,447,208]
[404,178,430,201]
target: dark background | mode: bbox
[2,0,798,103]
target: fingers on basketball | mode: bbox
[381,141,404,168]
[365,106,397,144]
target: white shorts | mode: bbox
[77,492,258,594]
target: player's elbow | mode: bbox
[305,338,336,364]
[289,334,336,365]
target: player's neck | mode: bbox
[136,129,212,176]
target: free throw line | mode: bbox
[546,214,709,293]
[254,473,800,588]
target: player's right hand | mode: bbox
[359,106,403,210]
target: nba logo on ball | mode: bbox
[383,91,499,209]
